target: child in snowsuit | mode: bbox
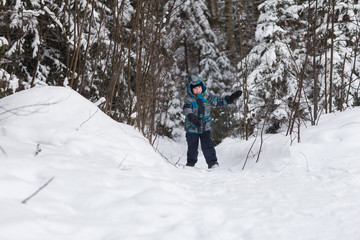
[183,75,242,169]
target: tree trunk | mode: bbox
[312,0,318,125]
[208,0,218,23]
[329,0,335,113]
[184,36,189,76]
[339,54,346,111]
[70,0,90,89]
[225,0,235,59]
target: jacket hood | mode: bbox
[187,75,206,95]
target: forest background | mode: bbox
[1,0,360,145]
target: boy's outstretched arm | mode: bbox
[208,90,242,107]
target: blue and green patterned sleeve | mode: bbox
[207,95,228,107]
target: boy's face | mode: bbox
[192,86,202,94]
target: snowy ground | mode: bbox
[1,86,360,240]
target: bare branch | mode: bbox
[34,143,41,156]
[0,145,7,157]
[76,108,99,130]
[21,177,55,204]
[117,154,128,169]
[0,96,70,121]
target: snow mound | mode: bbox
[0,86,160,167]
[0,86,170,240]
[216,107,360,173]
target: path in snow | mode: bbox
[155,114,360,240]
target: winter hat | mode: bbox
[188,75,201,85]
[190,82,202,91]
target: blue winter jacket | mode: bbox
[183,75,228,134]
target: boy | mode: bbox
[183,75,242,169]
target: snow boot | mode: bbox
[208,161,219,169]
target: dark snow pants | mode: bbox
[186,131,217,166]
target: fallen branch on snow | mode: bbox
[21,177,55,204]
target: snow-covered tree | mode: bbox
[236,0,360,139]
[318,0,360,111]
[237,0,303,136]
[297,0,360,116]
[0,36,18,97]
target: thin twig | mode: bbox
[243,107,270,169]
[0,145,7,157]
[34,143,42,156]
[256,117,267,163]
[339,121,360,129]
[0,98,68,121]
[175,150,186,166]
[117,154,128,168]
[22,177,55,204]
[299,152,309,172]
[243,134,258,170]
[76,109,98,130]
[153,142,185,168]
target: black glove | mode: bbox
[225,90,242,104]
[187,113,201,127]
